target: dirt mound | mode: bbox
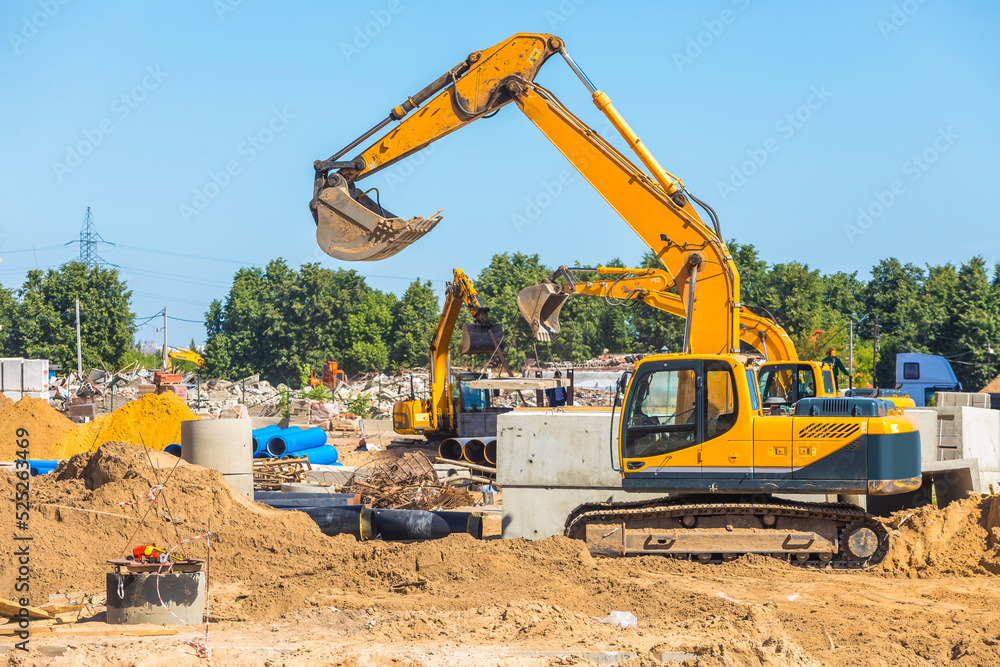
[0,395,76,461]
[0,391,13,411]
[48,392,198,458]
[0,441,328,615]
[878,494,1000,576]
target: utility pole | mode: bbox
[848,319,854,390]
[75,299,82,379]
[872,321,881,389]
[162,307,168,370]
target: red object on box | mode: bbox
[153,372,182,385]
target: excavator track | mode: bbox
[564,495,889,569]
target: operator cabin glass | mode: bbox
[626,369,697,459]
[758,365,818,404]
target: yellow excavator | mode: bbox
[310,33,921,567]
[393,268,513,439]
[167,347,207,370]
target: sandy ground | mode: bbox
[6,557,1000,666]
[4,443,1000,666]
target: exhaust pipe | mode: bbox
[311,174,442,261]
[517,281,569,342]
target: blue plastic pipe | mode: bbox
[28,460,59,476]
[252,425,283,457]
[164,444,182,457]
[266,427,327,457]
[288,445,340,466]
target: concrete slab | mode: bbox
[469,378,570,391]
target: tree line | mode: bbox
[4,249,997,392]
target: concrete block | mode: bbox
[936,392,990,408]
[906,409,940,464]
[497,410,623,488]
[928,406,1000,472]
[2,359,22,392]
[21,359,47,392]
[498,410,666,539]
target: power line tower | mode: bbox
[78,207,107,268]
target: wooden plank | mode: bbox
[0,623,178,637]
[0,598,53,619]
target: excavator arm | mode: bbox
[312,32,741,356]
[412,268,507,435]
[517,266,798,363]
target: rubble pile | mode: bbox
[195,375,280,412]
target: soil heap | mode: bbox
[48,392,198,458]
[0,395,76,460]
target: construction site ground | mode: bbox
[5,441,1000,666]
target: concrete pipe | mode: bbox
[181,419,253,474]
[439,437,474,461]
[462,438,489,466]
[107,571,206,625]
[483,439,497,465]
[181,419,254,499]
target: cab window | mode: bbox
[625,369,697,458]
[759,365,816,404]
[822,369,835,394]
[705,360,737,440]
[745,369,760,411]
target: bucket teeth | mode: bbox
[517,282,569,342]
[311,180,442,261]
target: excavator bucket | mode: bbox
[311,175,442,261]
[460,323,504,356]
[517,282,568,343]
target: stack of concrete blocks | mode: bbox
[935,392,991,408]
[1,358,49,404]
[888,405,1000,514]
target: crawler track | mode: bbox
[564,495,889,569]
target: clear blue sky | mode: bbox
[1,1,997,347]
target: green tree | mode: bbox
[12,262,135,371]
[861,259,924,385]
[390,279,439,369]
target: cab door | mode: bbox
[620,360,703,478]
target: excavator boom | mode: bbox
[312,32,741,357]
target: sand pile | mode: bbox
[47,392,198,458]
[0,395,76,460]
[878,494,1000,576]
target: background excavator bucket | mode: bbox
[311,176,442,261]
[518,282,568,343]
[460,323,504,356]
